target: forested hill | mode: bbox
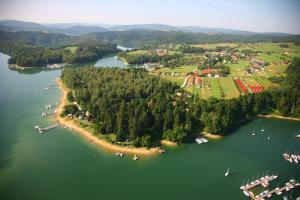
[84,30,300,47]
[0,31,80,47]
[0,41,118,67]
[60,59,300,147]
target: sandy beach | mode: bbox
[258,114,300,122]
[161,140,177,146]
[202,132,223,139]
[55,78,159,156]
[118,56,129,65]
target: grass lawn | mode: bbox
[191,43,239,50]
[126,50,148,55]
[207,78,222,99]
[251,42,288,53]
[158,65,197,74]
[65,46,78,54]
[219,77,240,99]
[227,60,249,77]
[265,65,287,77]
[253,76,275,89]
[257,53,286,63]
[161,75,184,86]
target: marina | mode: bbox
[241,176,300,200]
[283,152,300,164]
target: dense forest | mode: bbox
[0,30,79,47]
[60,58,300,147]
[84,30,300,48]
[118,51,182,65]
[0,41,118,67]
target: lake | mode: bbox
[0,53,299,200]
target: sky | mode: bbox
[0,0,299,34]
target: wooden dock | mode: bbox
[242,178,300,200]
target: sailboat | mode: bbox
[225,168,230,177]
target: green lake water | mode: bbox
[0,53,299,200]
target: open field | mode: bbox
[65,46,78,54]
[219,77,240,99]
[191,43,240,49]
[227,60,249,77]
[158,65,197,74]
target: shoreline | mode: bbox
[202,132,223,139]
[55,78,159,156]
[118,56,129,65]
[258,114,300,122]
[8,64,37,70]
[161,140,177,146]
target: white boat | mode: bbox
[261,128,265,132]
[133,155,139,161]
[243,190,249,196]
[252,133,256,136]
[295,134,300,138]
[195,137,208,144]
[267,136,270,140]
[225,168,230,177]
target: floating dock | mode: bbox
[34,124,58,134]
[241,176,300,200]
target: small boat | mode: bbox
[261,128,265,132]
[225,168,230,177]
[115,152,120,156]
[133,155,139,161]
[243,190,249,196]
[252,133,256,136]
[195,137,208,144]
[158,149,165,154]
[267,136,270,140]
[295,134,300,138]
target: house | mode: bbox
[195,77,202,86]
[251,59,265,69]
[156,49,168,56]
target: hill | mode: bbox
[83,30,300,48]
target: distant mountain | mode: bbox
[110,24,181,31]
[0,20,294,36]
[61,25,109,35]
[44,23,113,29]
[0,20,109,35]
[0,20,53,32]
[109,24,259,35]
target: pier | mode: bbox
[241,176,300,200]
[34,124,58,134]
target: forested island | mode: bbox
[60,58,300,147]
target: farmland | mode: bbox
[148,42,300,99]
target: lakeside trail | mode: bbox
[258,114,300,122]
[55,78,159,156]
